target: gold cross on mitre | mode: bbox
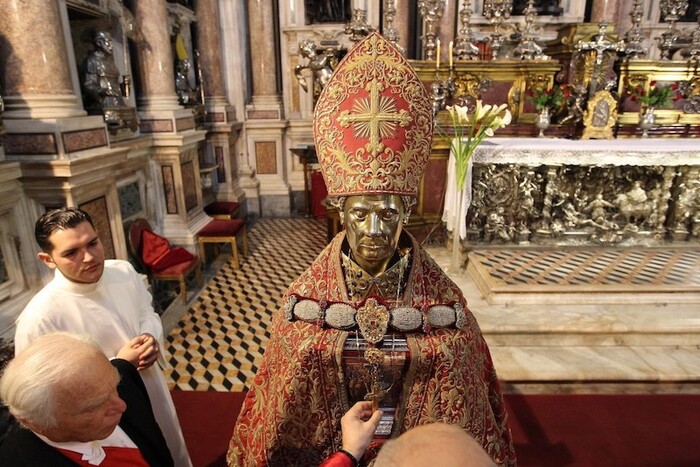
[337,78,412,156]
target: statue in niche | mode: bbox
[294,39,339,103]
[175,59,198,106]
[82,30,127,113]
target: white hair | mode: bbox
[0,332,101,431]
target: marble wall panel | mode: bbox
[161,165,178,214]
[4,133,57,155]
[176,116,195,131]
[79,196,115,259]
[140,119,174,133]
[247,110,280,119]
[255,141,277,174]
[62,128,108,153]
[215,146,226,183]
[206,112,225,123]
[118,181,143,220]
[181,161,198,211]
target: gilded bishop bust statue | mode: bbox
[228,33,516,467]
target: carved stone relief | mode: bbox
[465,163,699,246]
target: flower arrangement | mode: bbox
[527,85,565,111]
[443,101,511,271]
[628,81,677,108]
[447,101,512,190]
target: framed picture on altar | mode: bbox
[582,90,618,140]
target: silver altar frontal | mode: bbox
[445,138,700,247]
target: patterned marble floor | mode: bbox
[164,218,327,391]
[163,218,700,393]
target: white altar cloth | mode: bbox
[442,137,700,240]
[471,137,700,166]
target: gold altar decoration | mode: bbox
[618,59,700,126]
[582,90,618,139]
[413,60,561,124]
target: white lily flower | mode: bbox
[437,99,511,190]
[476,103,492,121]
[502,109,513,125]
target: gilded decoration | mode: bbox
[582,90,618,139]
[313,32,433,197]
[461,161,700,245]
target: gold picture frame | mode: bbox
[582,90,618,140]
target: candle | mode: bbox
[436,39,441,69]
[449,41,454,68]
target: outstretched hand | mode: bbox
[341,401,383,461]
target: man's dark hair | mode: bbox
[35,208,95,253]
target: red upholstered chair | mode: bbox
[197,219,248,268]
[204,201,240,220]
[128,219,201,304]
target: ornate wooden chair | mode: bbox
[128,219,201,304]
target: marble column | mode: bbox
[133,0,209,246]
[245,0,290,217]
[591,0,620,25]
[247,0,280,106]
[219,0,260,216]
[0,0,114,162]
[393,0,412,55]
[195,0,244,205]
[437,0,458,65]
[0,0,84,119]
[133,0,181,112]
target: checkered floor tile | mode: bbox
[470,248,700,288]
[164,218,327,391]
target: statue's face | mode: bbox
[96,34,113,54]
[342,194,405,276]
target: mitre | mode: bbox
[313,32,433,199]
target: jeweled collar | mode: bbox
[341,246,411,303]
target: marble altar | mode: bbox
[443,138,700,247]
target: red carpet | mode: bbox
[172,391,700,467]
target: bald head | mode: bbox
[374,423,497,467]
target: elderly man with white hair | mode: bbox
[0,332,173,466]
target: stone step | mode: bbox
[476,305,700,347]
[425,246,700,393]
[491,345,700,394]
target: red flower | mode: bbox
[671,83,679,90]
[649,80,657,87]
